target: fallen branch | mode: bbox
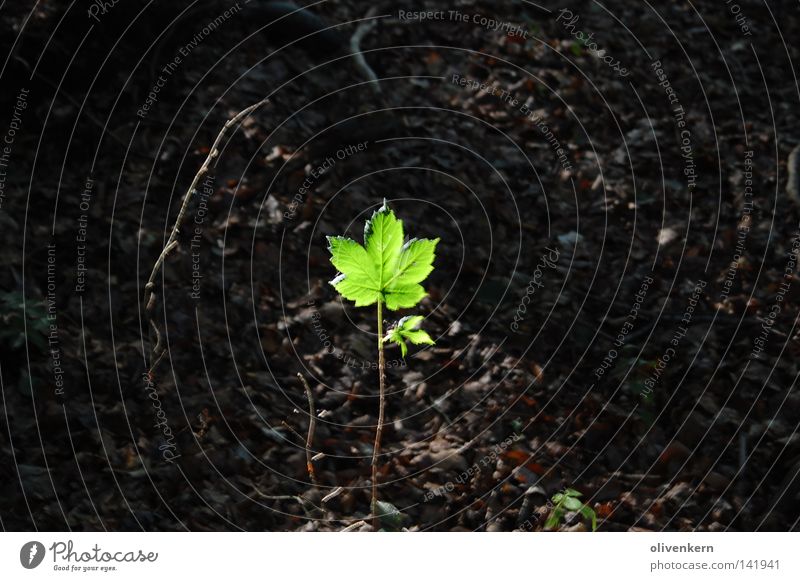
[297,372,317,485]
[340,520,367,532]
[251,489,320,518]
[350,8,382,95]
[143,98,268,372]
[322,486,343,504]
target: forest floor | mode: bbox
[1,0,800,531]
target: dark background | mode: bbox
[1,0,799,531]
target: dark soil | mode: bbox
[1,0,800,531]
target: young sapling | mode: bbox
[546,488,597,531]
[327,201,438,529]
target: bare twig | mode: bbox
[350,8,382,95]
[297,372,317,485]
[251,489,319,518]
[321,486,343,504]
[143,98,268,372]
[787,144,800,202]
[280,420,305,442]
[341,520,367,532]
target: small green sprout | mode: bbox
[374,500,406,532]
[383,315,434,358]
[546,488,597,531]
[327,200,438,529]
[0,291,49,351]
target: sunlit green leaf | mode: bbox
[328,201,438,311]
[384,315,435,358]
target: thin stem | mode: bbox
[297,373,317,485]
[372,299,386,530]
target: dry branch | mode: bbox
[297,372,318,485]
[143,98,268,372]
[350,8,381,95]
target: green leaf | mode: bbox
[384,282,427,310]
[545,507,563,530]
[388,239,439,287]
[374,500,405,531]
[564,488,582,497]
[402,329,434,345]
[562,497,584,511]
[327,236,381,306]
[580,505,598,531]
[383,315,435,358]
[364,204,404,287]
[399,315,424,328]
[544,514,560,529]
[328,202,438,311]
